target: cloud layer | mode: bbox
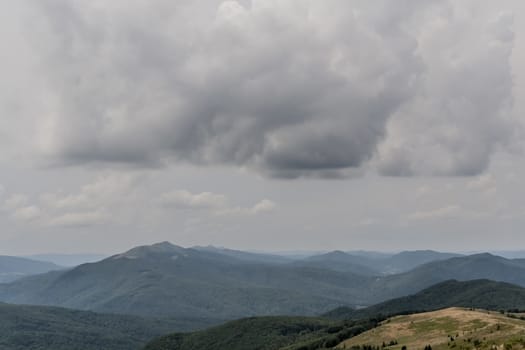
[1,173,275,228]
[3,0,519,178]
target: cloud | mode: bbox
[407,204,489,221]
[2,194,29,211]
[1,172,275,228]
[160,189,275,216]
[160,190,228,210]
[376,7,516,176]
[12,206,41,222]
[408,205,463,220]
[1,194,41,222]
[250,199,276,214]
[355,217,380,227]
[217,199,277,216]
[1,173,142,227]
[1,0,519,178]
[467,174,497,195]
[47,211,107,227]
[40,173,142,212]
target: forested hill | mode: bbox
[143,316,381,350]
[0,302,215,350]
[143,279,525,350]
[325,279,525,319]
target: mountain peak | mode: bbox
[151,241,183,250]
[114,241,187,259]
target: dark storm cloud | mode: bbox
[21,0,517,178]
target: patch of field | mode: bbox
[336,307,525,350]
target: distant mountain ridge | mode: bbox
[367,253,525,300]
[26,253,107,267]
[293,249,462,275]
[0,242,370,319]
[0,255,63,283]
[2,242,525,320]
[290,250,380,275]
[376,250,462,274]
[192,245,292,264]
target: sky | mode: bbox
[1,0,525,255]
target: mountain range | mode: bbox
[2,242,525,322]
[0,242,370,319]
[289,249,461,275]
[3,242,525,349]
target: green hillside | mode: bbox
[143,316,382,350]
[145,279,525,350]
[369,253,525,300]
[337,307,525,350]
[374,250,462,274]
[0,302,214,350]
[325,279,525,320]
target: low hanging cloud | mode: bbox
[1,173,275,227]
[0,173,141,227]
[160,190,229,210]
[408,205,464,221]
[3,0,519,178]
[160,189,275,216]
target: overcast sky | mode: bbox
[1,0,525,255]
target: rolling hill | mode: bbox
[144,308,525,350]
[0,256,63,283]
[0,302,213,350]
[143,316,381,350]
[367,253,525,301]
[337,307,525,350]
[143,280,525,350]
[325,279,525,320]
[374,250,462,274]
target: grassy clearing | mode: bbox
[336,308,525,350]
